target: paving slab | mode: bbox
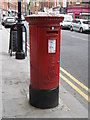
[3,97,72,118]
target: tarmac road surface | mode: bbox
[60,29,89,110]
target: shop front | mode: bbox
[67,7,90,19]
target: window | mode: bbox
[72,20,76,23]
[76,0,80,4]
[83,21,90,25]
[81,15,90,20]
[75,20,79,23]
[77,20,81,24]
[69,0,72,5]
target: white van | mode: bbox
[58,14,73,29]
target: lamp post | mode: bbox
[66,0,68,14]
[43,0,44,11]
[8,2,9,16]
[25,4,26,15]
[14,0,16,16]
[15,1,25,59]
[35,0,36,14]
[28,1,30,15]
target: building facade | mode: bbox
[1,0,56,16]
[1,0,90,19]
[67,0,90,19]
[1,0,28,17]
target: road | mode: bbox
[60,29,88,109]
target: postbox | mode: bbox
[25,15,64,109]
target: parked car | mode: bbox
[1,16,8,26]
[4,17,16,28]
[59,14,73,29]
[70,19,90,33]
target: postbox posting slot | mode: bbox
[46,30,58,35]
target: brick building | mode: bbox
[1,0,28,17]
[29,0,55,13]
[1,0,90,19]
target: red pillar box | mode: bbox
[25,15,64,109]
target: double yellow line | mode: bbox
[27,42,90,102]
[60,67,90,102]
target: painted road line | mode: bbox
[70,35,88,41]
[60,73,90,102]
[60,67,90,93]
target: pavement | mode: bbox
[0,23,2,120]
[0,25,88,118]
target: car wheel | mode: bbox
[70,26,73,31]
[80,28,83,33]
[61,25,63,29]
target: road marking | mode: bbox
[70,35,88,41]
[60,73,90,102]
[60,67,90,93]
[26,39,90,102]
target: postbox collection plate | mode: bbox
[48,39,56,53]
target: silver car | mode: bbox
[70,19,90,33]
[4,17,16,28]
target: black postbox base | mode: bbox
[29,85,59,109]
[16,51,25,59]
